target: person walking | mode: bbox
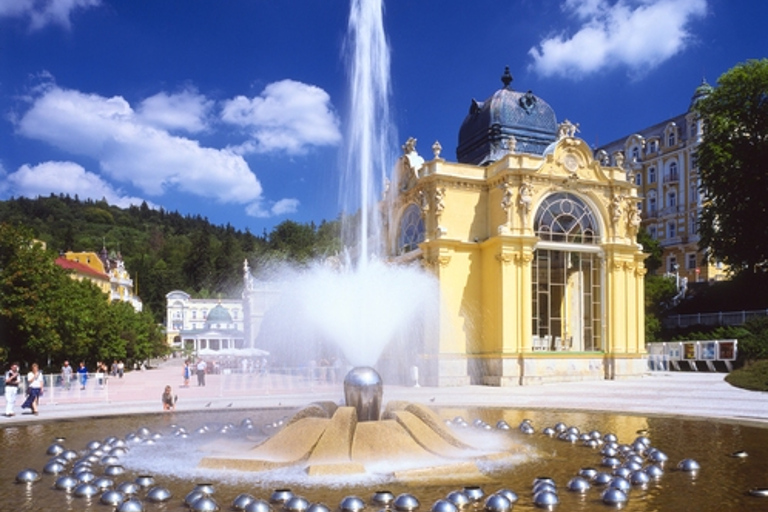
[21,363,43,415]
[182,360,191,387]
[4,363,20,417]
[196,359,206,386]
[117,360,124,378]
[61,360,73,390]
[77,361,88,390]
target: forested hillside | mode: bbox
[0,195,342,322]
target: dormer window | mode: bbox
[668,131,676,147]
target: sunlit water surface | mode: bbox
[2,407,767,512]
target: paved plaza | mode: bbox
[2,358,767,427]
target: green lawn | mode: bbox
[725,360,768,392]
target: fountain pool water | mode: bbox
[4,407,768,511]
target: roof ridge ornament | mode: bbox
[501,66,513,89]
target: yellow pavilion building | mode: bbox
[385,69,647,386]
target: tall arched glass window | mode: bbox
[534,193,599,245]
[398,204,425,254]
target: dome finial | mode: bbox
[501,66,513,89]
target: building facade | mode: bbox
[385,69,646,386]
[595,79,727,285]
[57,249,143,311]
[165,291,244,348]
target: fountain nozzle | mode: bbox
[343,367,383,422]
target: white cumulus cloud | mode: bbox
[136,89,213,134]
[0,0,101,30]
[529,0,708,79]
[16,84,263,204]
[246,198,300,218]
[221,79,342,155]
[6,161,151,208]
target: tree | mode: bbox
[695,59,768,274]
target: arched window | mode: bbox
[668,191,677,208]
[534,193,599,244]
[648,195,657,214]
[398,204,425,254]
[668,131,676,147]
[668,161,678,182]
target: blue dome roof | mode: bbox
[457,68,558,165]
[206,304,232,325]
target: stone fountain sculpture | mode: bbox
[198,368,523,482]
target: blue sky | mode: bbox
[1,0,766,235]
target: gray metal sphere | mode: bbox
[603,433,618,443]
[117,481,140,495]
[285,496,310,512]
[245,499,274,512]
[136,427,151,438]
[578,467,597,480]
[566,476,591,493]
[54,474,79,491]
[601,445,618,457]
[306,504,331,512]
[393,493,420,512]
[601,457,621,468]
[613,467,632,479]
[584,439,599,449]
[191,496,221,512]
[648,449,668,464]
[371,491,395,507]
[532,477,556,488]
[232,493,256,511]
[520,423,535,435]
[339,496,366,512]
[270,489,294,505]
[16,468,41,484]
[100,489,126,506]
[104,464,125,476]
[554,422,567,433]
[532,490,559,508]
[542,427,556,437]
[101,455,120,465]
[600,487,628,506]
[43,461,66,474]
[61,449,78,461]
[117,498,145,512]
[608,477,630,493]
[645,464,664,479]
[532,482,556,495]
[86,440,102,451]
[677,459,701,472]
[630,470,651,487]
[186,490,208,507]
[76,470,96,483]
[494,490,518,504]
[593,472,613,486]
[463,486,485,503]
[431,499,458,512]
[195,483,216,495]
[47,443,65,456]
[146,486,173,503]
[445,491,470,509]
[92,476,114,490]
[133,474,154,488]
[73,482,100,498]
[482,494,510,512]
[496,420,511,430]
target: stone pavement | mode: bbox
[2,358,767,427]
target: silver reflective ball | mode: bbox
[270,489,293,505]
[630,470,650,487]
[86,440,102,451]
[603,433,618,443]
[92,476,114,490]
[601,457,621,468]
[463,486,485,503]
[146,486,173,503]
[648,449,668,464]
[16,468,41,484]
[578,467,597,480]
[593,472,613,486]
[393,493,420,512]
[101,455,120,465]
[483,494,510,512]
[285,496,310,512]
[339,496,366,512]
[117,481,140,495]
[245,499,273,512]
[135,475,155,488]
[105,464,125,476]
[601,446,618,457]
[61,449,78,461]
[100,489,126,506]
[566,476,591,493]
[520,424,535,435]
[307,504,331,512]
[233,493,256,511]
[532,490,559,508]
[117,498,145,512]
[43,461,66,475]
[136,427,151,438]
[532,482,556,495]
[496,420,511,431]
[195,483,215,495]
[609,477,630,493]
[677,459,701,472]
[646,464,664,479]
[371,491,395,507]
[431,499,458,512]
[589,430,602,440]
[613,467,632,479]
[494,490,518,504]
[567,426,580,436]
[54,474,79,491]
[191,496,221,512]
[186,490,208,507]
[446,491,470,509]
[47,443,65,456]
[554,422,567,433]
[542,427,556,437]
[533,477,556,488]
[601,487,628,506]
[73,482,100,498]
[76,470,96,483]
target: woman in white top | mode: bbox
[21,363,44,415]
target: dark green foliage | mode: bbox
[695,59,768,274]
[0,195,342,324]
[671,272,768,314]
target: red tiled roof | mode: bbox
[55,256,110,281]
